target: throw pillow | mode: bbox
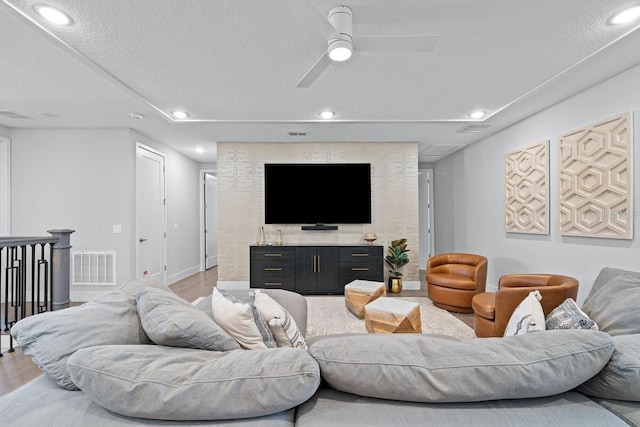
[545,298,598,331]
[251,289,308,349]
[577,334,640,401]
[210,287,277,349]
[67,344,320,420]
[308,330,615,403]
[136,286,240,351]
[504,290,545,336]
[581,273,640,336]
[9,277,163,390]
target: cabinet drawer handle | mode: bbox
[351,253,370,257]
[264,253,282,257]
[352,267,370,271]
[264,267,282,271]
[264,282,282,286]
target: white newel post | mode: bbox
[47,229,75,311]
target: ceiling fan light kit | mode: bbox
[294,2,439,88]
[327,6,353,62]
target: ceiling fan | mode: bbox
[289,1,440,88]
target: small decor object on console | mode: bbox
[364,233,377,245]
[256,226,267,246]
[275,229,283,245]
[385,238,409,293]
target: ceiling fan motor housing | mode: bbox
[327,5,353,60]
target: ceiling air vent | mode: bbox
[0,110,33,120]
[457,124,491,133]
[288,131,308,136]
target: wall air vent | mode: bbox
[0,110,33,120]
[288,131,308,136]
[457,124,491,133]
[72,251,116,285]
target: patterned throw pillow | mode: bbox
[504,290,545,336]
[251,289,308,350]
[545,298,598,331]
[211,288,277,350]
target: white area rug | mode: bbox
[305,296,476,340]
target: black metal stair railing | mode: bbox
[0,230,74,357]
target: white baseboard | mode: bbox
[168,265,201,285]
[486,283,498,292]
[402,280,421,291]
[216,281,250,290]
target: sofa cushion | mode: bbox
[136,286,240,351]
[308,330,614,403]
[581,273,640,336]
[67,344,321,421]
[545,298,598,331]
[504,290,545,336]
[252,289,307,349]
[578,334,640,401]
[10,277,163,390]
[211,288,277,349]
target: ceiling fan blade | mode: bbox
[285,0,338,40]
[353,35,440,52]
[297,52,332,88]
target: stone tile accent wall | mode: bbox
[217,142,419,282]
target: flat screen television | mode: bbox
[264,163,371,225]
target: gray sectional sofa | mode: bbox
[1,267,639,426]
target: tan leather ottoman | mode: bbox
[344,280,386,319]
[364,297,422,333]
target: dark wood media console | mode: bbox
[250,244,383,294]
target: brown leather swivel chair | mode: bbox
[472,274,579,337]
[426,253,488,313]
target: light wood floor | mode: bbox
[0,268,473,397]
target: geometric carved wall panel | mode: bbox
[505,141,549,234]
[559,112,633,239]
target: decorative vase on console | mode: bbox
[385,238,410,293]
[256,226,267,246]
[275,229,283,246]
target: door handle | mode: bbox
[139,238,148,243]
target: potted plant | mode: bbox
[385,238,410,293]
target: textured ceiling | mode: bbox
[1,0,640,162]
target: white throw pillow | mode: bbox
[504,290,545,336]
[251,289,308,350]
[210,288,277,350]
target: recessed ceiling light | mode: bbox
[194,147,204,154]
[171,110,189,119]
[610,6,640,25]
[468,110,486,119]
[320,111,335,119]
[34,4,73,26]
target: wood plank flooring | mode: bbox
[0,267,473,397]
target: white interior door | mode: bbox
[136,145,166,282]
[204,173,218,269]
[419,169,434,269]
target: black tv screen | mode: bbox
[265,163,371,224]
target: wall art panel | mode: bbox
[505,141,549,234]
[559,112,633,239]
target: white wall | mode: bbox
[10,129,135,300]
[10,128,201,300]
[0,135,10,235]
[434,63,640,303]
[0,126,9,138]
